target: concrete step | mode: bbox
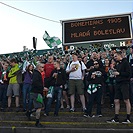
[0,111,133,128]
[0,120,133,129]
[0,97,132,132]
[0,110,131,120]
[1,128,133,133]
[0,113,130,122]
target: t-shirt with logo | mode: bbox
[66,60,86,79]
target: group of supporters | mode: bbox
[0,46,133,127]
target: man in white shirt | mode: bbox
[66,52,87,112]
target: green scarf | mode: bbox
[87,84,101,94]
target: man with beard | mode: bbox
[84,61,106,117]
[86,51,103,72]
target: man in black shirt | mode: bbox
[107,51,131,124]
[26,62,45,128]
[44,61,66,116]
[84,60,106,118]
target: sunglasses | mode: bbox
[94,63,99,65]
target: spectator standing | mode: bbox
[44,55,54,87]
[44,61,66,116]
[60,61,70,109]
[101,51,108,66]
[82,55,89,102]
[129,58,133,107]
[106,59,116,108]
[7,58,20,112]
[106,51,131,124]
[22,64,34,112]
[26,62,45,128]
[0,60,9,111]
[127,46,133,63]
[66,53,86,112]
[84,61,106,117]
[127,46,133,106]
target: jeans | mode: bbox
[86,86,103,115]
[45,86,62,115]
[22,83,32,110]
[0,84,8,109]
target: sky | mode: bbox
[0,0,133,54]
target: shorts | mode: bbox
[68,79,84,95]
[7,83,20,97]
[30,93,44,109]
[114,83,130,100]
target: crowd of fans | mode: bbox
[0,45,133,127]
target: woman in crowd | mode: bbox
[22,64,34,112]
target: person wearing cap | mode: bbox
[84,60,106,118]
[66,52,87,112]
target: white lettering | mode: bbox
[120,41,126,46]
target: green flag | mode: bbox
[43,31,61,48]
